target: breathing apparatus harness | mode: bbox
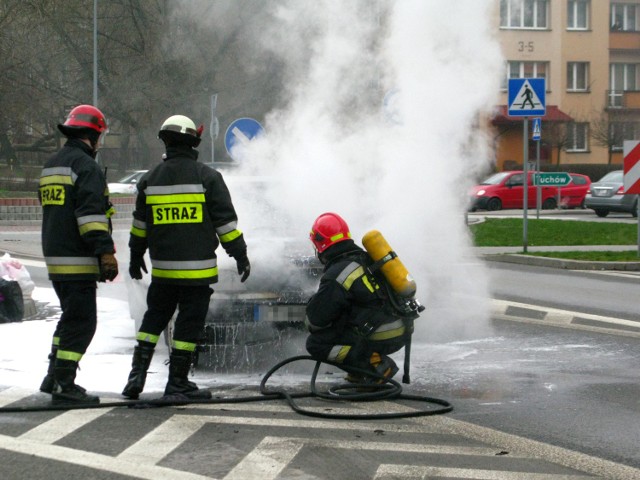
[362,249,425,385]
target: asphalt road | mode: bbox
[1,218,640,479]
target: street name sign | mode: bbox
[533,172,571,186]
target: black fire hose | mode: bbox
[0,355,452,419]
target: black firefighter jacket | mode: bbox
[39,138,115,282]
[128,146,247,285]
[305,242,406,342]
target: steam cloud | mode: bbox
[203,1,504,341]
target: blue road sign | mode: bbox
[224,117,265,160]
[508,78,546,117]
[532,117,541,141]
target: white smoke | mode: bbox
[208,1,503,341]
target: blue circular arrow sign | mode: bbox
[224,117,265,160]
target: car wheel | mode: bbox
[486,198,502,211]
[542,198,556,210]
[594,209,609,218]
[632,203,638,218]
[580,199,586,209]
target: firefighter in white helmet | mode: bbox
[122,114,250,400]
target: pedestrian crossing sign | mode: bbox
[508,78,546,117]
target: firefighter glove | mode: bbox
[236,255,250,283]
[129,255,148,280]
[99,253,119,282]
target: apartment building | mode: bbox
[491,0,640,170]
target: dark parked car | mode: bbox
[469,171,590,211]
[584,170,638,217]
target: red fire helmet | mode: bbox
[58,105,107,136]
[309,212,352,254]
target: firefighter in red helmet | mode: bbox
[122,114,250,400]
[305,213,406,385]
[38,105,118,405]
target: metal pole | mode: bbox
[523,117,529,253]
[210,94,218,165]
[536,139,541,219]
[93,0,98,107]
[637,200,640,258]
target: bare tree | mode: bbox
[0,0,283,174]
[591,109,632,165]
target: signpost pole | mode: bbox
[507,78,545,254]
[523,117,529,253]
[535,121,541,219]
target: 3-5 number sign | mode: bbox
[518,41,534,53]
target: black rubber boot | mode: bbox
[51,359,99,405]
[39,348,57,394]
[164,353,211,400]
[122,345,155,399]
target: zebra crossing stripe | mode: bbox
[0,433,212,480]
[20,408,115,443]
[0,387,33,408]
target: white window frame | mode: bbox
[609,63,640,107]
[567,62,589,92]
[611,3,638,31]
[501,61,549,90]
[567,0,589,30]
[500,0,549,29]
[566,122,589,152]
[610,122,640,151]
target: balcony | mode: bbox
[606,90,640,109]
[610,30,640,51]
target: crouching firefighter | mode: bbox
[305,212,424,386]
[122,114,250,400]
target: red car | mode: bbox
[469,171,591,211]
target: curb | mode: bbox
[492,299,640,338]
[483,253,640,271]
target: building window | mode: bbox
[610,122,640,151]
[611,3,638,31]
[609,63,640,106]
[501,61,548,90]
[566,122,588,152]
[500,0,549,29]
[567,62,589,91]
[567,0,589,30]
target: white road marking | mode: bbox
[20,408,115,443]
[223,436,303,480]
[0,433,215,480]
[117,414,205,465]
[0,387,34,407]
[374,464,594,479]
[417,416,640,480]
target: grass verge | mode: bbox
[470,218,639,261]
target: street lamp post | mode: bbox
[93,0,98,107]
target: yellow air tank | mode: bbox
[362,230,416,298]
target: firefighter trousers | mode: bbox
[51,280,98,356]
[139,282,213,345]
[306,327,404,371]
